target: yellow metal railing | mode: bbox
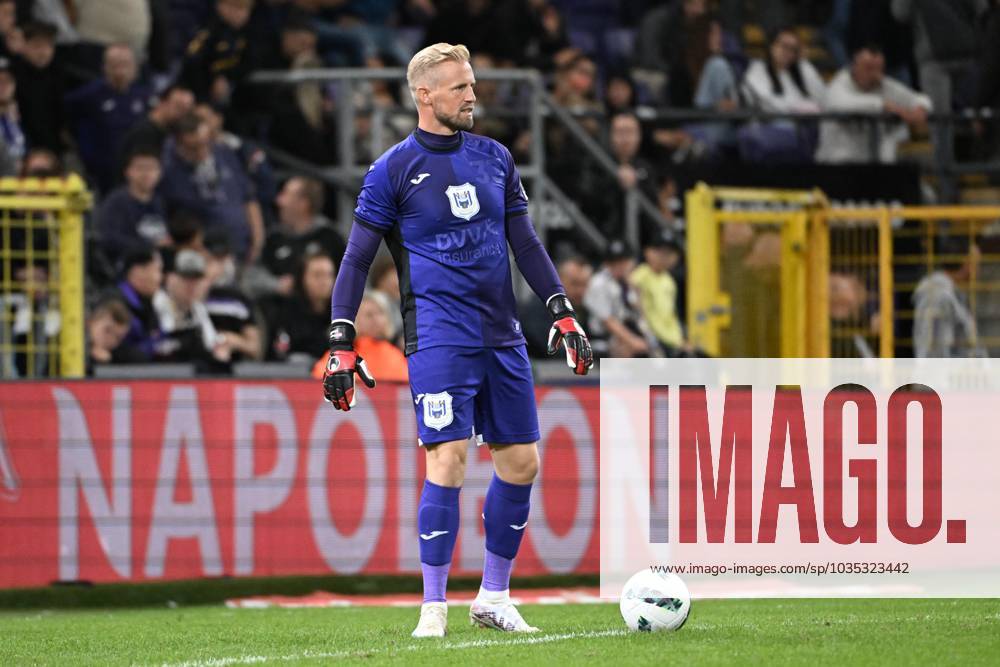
[0,175,91,378]
[685,182,1000,358]
[686,182,828,357]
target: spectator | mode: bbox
[312,290,408,383]
[109,245,163,363]
[180,0,257,109]
[583,240,659,358]
[739,27,826,162]
[552,50,601,119]
[0,0,24,59]
[656,174,683,231]
[158,112,264,263]
[166,209,205,252]
[20,147,63,177]
[665,0,714,108]
[261,250,335,362]
[86,297,131,372]
[153,248,231,367]
[12,21,66,154]
[118,84,196,172]
[742,27,826,114]
[630,229,686,354]
[578,111,658,243]
[603,69,637,115]
[167,0,214,63]
[913,236,980,358]
[692,16,738,112]
[0,57,25,174]
[246,176,345,298]
[97,147,168,266]
[0,263,56,377]
[636,0,708,77]
[892,0,986,166]
[65,43,151,192]
[195,102,278,223]
[522,255,593,358]
[263,11,336,164]
[817,45,931,164]
[204,231,262,363]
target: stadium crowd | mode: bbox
[2,0,996,376]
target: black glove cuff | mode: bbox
[546,294,576,321]
[328,320,356,351]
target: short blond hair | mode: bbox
[406,42,471,103]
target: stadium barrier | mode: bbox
[0,176,91,379]
[0,380,598,589]
[686,183,1000,358]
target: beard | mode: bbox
[435,107,474,132]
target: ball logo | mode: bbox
[422,391,454,431]
[445,183,480,221]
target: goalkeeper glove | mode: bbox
[323,320,376,411]
[546,294,594,375]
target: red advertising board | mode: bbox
[0,381,598,588]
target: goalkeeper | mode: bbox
[322,42,593,637]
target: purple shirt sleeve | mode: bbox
[506,211,564,305]
[330,220,384,322]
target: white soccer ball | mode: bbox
[619,569,691,632]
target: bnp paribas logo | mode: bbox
[0,411,19,502]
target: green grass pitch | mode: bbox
[1,599,999,665]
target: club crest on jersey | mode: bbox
[422,391,454,431]
[445,183,480,221]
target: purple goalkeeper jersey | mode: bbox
[334,128,561,355]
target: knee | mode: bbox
[426,443,467,486]
[498,448,539,485]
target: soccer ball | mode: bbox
[619,569,691,632]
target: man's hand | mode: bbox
[323,320,376,410]
[546,294,594,375]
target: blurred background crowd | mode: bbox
[2,0,997,377]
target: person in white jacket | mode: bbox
[741,28,826,114]
[817,45,932,164]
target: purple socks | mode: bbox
[481,473,533,592]
[417,480,461,603]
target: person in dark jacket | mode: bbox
[180,0,256,108]
[109,246,164,363]
[65,43,152,192]
[157,112,264,263]
[12,21,66,154]
[98,147,168,266]
[245,176,345,298]
[892,0,988,170]
[260,249,335,362]
[117,83,195,176]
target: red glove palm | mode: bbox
[546,295,594,375]
[322,321,376,411]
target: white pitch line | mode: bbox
[155,628,628,667]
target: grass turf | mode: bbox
[1,599,998,665]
